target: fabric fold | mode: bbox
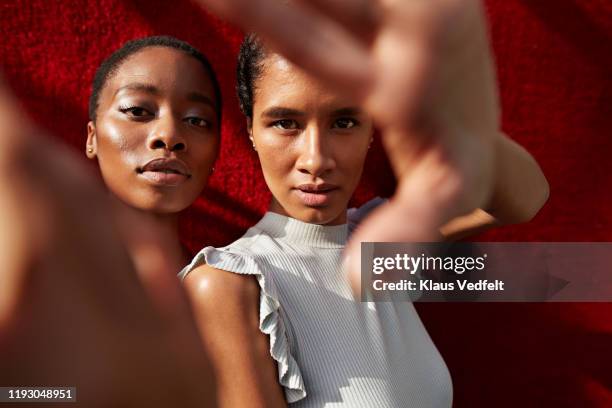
[180,246,307,403]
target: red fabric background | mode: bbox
[1,0,611,406]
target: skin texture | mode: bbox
[251,54,373,225]
[86,46,219,214]
[184,56,334,408]
[184,266,286,408]
[0,1,550,405]
[0,77,217,407]
[86,46,220,271]
[195,0,549,290]
[184,0,549,403]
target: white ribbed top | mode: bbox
[180,212,452,407]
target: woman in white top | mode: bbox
[180,11,548,406]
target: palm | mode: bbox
[0,79,216,407]
[197,0,500,286]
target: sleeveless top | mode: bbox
[180,212,453,407]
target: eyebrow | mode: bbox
[260,106,363,119]
[330,107,363,117]
[114,82,160,97]
[260,107,304,119]
[113,84,216,109]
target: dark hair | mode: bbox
[236,33,267,119]
[88,35,222,122]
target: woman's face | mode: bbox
[250,54,373,225]
[87,47,219,214]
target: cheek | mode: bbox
[259,151,294,190]
[335,135,370,178]
[255,132,296,180]
[96,119,144,169]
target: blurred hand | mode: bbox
[0,76,216,407]
[195,0,500,290]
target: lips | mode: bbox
[137,158,191,186]
[294,183,339,206]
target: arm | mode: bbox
[183,265,287,408]
[440,132,549,240]
[0,77,216,407]
[349,132,548,240]
[193,0,538,291]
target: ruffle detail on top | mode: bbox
[180,246,307,403]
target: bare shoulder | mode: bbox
[183,264,287,407]
[183,264,260,324]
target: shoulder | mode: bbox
[183,263,261,323]
[183,266,289,407]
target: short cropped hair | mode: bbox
[88,35,221,122]
[236,33,267,119]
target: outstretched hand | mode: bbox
[0,76,216,407]
[196,0,501,290]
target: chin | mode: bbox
[297,207,345,226]
[134,195,191,215]
[151,204,188,214]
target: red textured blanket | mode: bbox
[1,0,611,405]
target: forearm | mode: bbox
[440,208,498,240]
[486,133,549,224]
[440,132,549,239]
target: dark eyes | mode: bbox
[333,118,358,129]
[119,106,210,129]
[271,118,359,131]
[272,119,298,130]
[119,106,152,118]
[184,117,210,129]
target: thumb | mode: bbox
[113,206,191,323]
[344,198,443,295]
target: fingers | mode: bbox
[368,0,497,177]
[196,0,374,101]
[113,203,195,323]
[346,128,495,295]
[345,199,444,295]
[363,0,462,130]
[297,0,383,43]
[0,128,214,406]
[0,74,32,153]
[0,72,216,407]
[0,79,31,326]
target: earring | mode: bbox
[87,147,93,153]
[252,143,257,151]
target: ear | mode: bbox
[246,117,256,149]
[86,121,98,159]
[247,117,253,140]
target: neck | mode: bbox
[109,196,190,272]
[269,198,347,226]
[257,211,348,248]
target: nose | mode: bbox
[148,114,186,152]
[295,126,335,177]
